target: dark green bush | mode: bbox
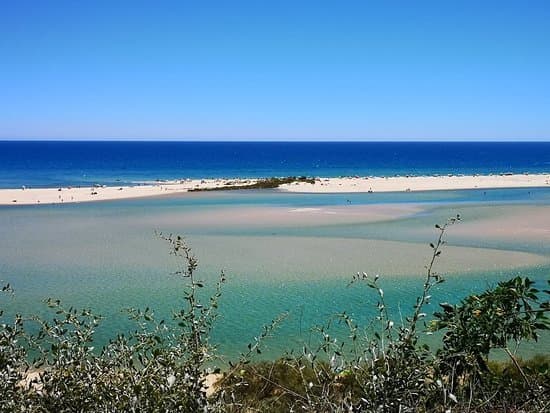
[189,176,316,191]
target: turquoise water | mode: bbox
[1,188,549,360]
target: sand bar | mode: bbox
[1,174,550,205]
[279,173,550,193]
[187,235,550,280]
[0,178,259,205]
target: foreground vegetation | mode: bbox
[1,217,549,412]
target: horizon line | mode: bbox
[1,138,550,143]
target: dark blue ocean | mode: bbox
[1,141,550,188]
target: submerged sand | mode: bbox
[187,235,550,280]
[449,205,550,244]
[1,173,550,205]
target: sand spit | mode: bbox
[279,173,550,193]
[2,174,550,205]
[0,178,259,206]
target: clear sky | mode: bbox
[1,1,549,141]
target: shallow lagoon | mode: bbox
[1,188,549,360]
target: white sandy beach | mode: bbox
[1,174,550,205]
[280,173,550,193]
[0,178,259,205]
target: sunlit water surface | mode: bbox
[1,188,549,361]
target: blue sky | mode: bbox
[1,1,549,141]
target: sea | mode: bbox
[1,141,549,361]
[1,141,550,188]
